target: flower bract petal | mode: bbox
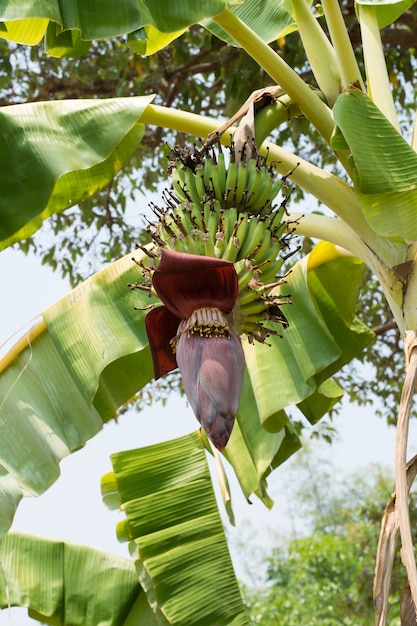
[152,249,238,320]
[145,305,180,379]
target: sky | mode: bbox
[1,245,417,624]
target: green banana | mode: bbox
[238,218,268,259]
[251,228,272,265]
[184,166,203,209]
[209,162,224,204]
[257,258,285,284]
[244,158,258,203]
[195,166,207,201]
[224,160,237,207]
[233,213,248,248]
[216,151,227,203]
[238,285,265,306]
[202,157,213,187]
[239,298,270,316]
[171,172,189,204]
[234,161,248,206]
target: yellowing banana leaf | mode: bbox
[127,24,187,56]
[0,17,48,44]
[333,90,417,244]
[0,95,154,250]
[0,531,155,625]
[0,0,227,46]
[355,0,416,29]
[103,432,250,626]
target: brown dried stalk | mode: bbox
[374,331,417,625]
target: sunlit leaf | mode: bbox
[0,251,156,535]
[127,24,187,56]
[0,0,227,44]
[106,432,250,626]
[0,17,48,44]
[0,96,154,250]
[0,532,146,625]
[333,90,417,243]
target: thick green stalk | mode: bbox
[212,8,335,144]
[287,0,341,105]
[286,212,373,264]
[321,0,365,90]
[358,5,400,130]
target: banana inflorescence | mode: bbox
[137,143,297,343]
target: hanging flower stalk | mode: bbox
[145,249,245,451]
[133,99,296,449]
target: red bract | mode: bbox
[144,249,244,450]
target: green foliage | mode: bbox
[241,456,417,625]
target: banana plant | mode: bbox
[0,0,416,623]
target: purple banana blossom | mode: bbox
[145,249,245,451]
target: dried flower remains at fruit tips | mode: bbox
[145,249,245,451]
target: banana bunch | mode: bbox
[142,143,293,341]
[171,149,283,216]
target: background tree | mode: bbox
[242,458,415,625]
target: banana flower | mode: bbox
[145,249,245,451]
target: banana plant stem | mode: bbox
[212,8,335,144]
[358,5,399,130]
[321,0,365,90]
[285,211,371,263]
[288,0,341,105]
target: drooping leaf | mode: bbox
[104,432,250,626]
[0,0,227,44]
[333,90,417,243]
[0,251,156,535]
[44,21,91,57]
[0,532,148,626]
[0,95,154,250]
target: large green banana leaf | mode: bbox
[0,0,297,57]
[0,1,226,44]
[0,95,154,250]
[0,242,372,534]
[102,431,249,626]
[332,90,417,245]
[0,531,155,625]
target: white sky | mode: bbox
[1,245,416,624]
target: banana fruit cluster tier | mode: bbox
[132,142,296,451]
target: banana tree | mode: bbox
[0,0,415,623]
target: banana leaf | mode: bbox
[0,243,373,533]
[0,531,153,625]
[0,0,227,45]
[0,95,154,250]
[332,90,417,244]
[355,0,416,29]
[102,431,249,626]
[202,0,298,46]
